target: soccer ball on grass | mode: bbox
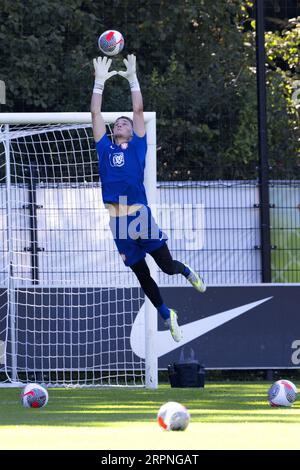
[268,379,297,407]
[157,401,190,431]
[21,383,48,408]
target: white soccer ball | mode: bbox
[98,30,124,56]
[157,401,190,431]
[21,383,48,408]
[268,379,298,407]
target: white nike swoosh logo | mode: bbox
[130,297,272,359]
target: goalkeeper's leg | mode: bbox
[130,259,183,342]
[150,242,206,293]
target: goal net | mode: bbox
[0,112,157,388]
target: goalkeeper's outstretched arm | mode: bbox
[91,56,117,142]
[118,54,145,137]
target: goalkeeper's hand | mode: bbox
[118,54,140,91]
[93,56,117,91]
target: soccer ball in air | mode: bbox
[98,30,124,56]
[21,383,48,408]
[157,401,190,431]
[268,379,297,407]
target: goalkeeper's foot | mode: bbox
[186,265,206,293]
[166,309,183,343]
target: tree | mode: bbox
[0,0,298,180]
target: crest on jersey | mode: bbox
[110,152,125,167]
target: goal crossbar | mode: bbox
[0,112,156,125]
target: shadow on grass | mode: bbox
[0,383,299,427]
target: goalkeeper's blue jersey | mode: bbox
[96,132,148,206]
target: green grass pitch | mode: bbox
[0,382,299,450]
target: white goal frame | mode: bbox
[0,112,158,389]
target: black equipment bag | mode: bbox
[167,348,205,388]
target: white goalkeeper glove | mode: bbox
[93,56,117,94]
[118,54,140,91]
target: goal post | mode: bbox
[0,112,158,388]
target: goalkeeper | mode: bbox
[91,55,206,343]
